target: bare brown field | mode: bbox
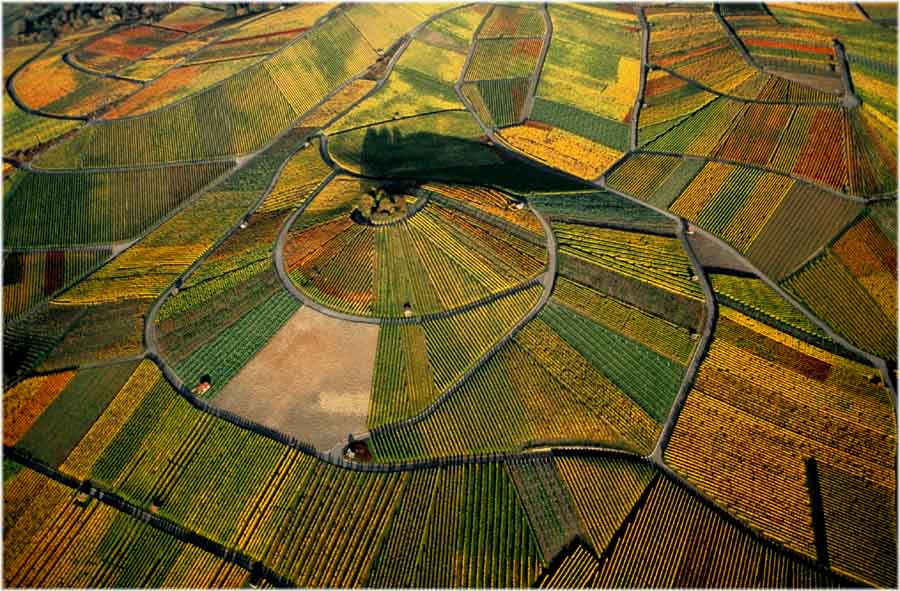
[213,306,378,450]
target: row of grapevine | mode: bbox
[709,273,830,343]
[3,371,76,446]
[649,96,893,196]
[4,466,249,588]
[554,455,655,553]
[33,299,148,373]
[479,4,547,38]
[770,4,897,193]
[12,38,139,117]
[816,460,897,587]
[528,186,675,234]
[157,140,331,365]
[185,30,304,65]
[4,161,232,248]
[638,72,717,146]
[558,258,704,334]
[370,311,660,461]
[646,6,768,97]
[460,77,529,128]
[331,24,471,132]
[461,4,545,127]
[536,542,601,588]
[553,222,703,300]
[782,249,896,361]
[109,8,257,83]
[646,159,861,281]
[52,131,307,308]
[605,152,682,201]
[593,475,848,587]
[498,123,623,180]
[59,360,161,480]
[3,93,81,155]
[14,361,140,468]
[753,73,841,102]
[532,98,631,151]
[424,183,544,235]
[538,4,639,125]
[541,303,685,422]
[155,5,226,33]
[369,284,541,429]
[4,131,307,381]
[719,102,796,165]
[102,57,264,119]
[747,183,862,280]
[174,290,300,399]
[724,6,838,74]
[464,38,545,82]
[648,4,843,99]
[527,5,637,165]
[665,306,896,585]
[342,3,448,53]
[365,464,543,588]
[39,366,548,587]
[295,78,375,129]
[416,4,488,52]
[507,456,581,562]
[553,277,696,364]
[644,95,745,155]
[3,42,47,79]
[285,180,547,319]
[35,9,385,168]
[73,24,186,73]
[831,217,896,316]
[3,248,111,321]
[672,164,765,234]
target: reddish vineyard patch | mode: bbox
[792,108,848,189]
[833,217,896,279]
[744,38,834,56]
[512,38,543,59]
[644,73,687,98]
[82,25,185,62]
[653,40,729,68]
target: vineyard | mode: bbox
[284,176,548,319]
[2,2,897,589]
[665,306,896,586]
[4,162,232,248]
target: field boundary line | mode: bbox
[630,6,649,151]
[518,3,552,125]
[649,219,717,463]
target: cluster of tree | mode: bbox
[223,4,282,19]
[7,3,282,42]
[9,4,166,40]
[353,186,409,224]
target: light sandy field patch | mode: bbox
[213,305,378,450]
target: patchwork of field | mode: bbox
[3,2,896,589]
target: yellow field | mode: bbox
[498,124,622,180]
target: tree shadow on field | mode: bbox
[359,126,493,177]
[356,126,586,194]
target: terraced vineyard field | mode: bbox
[3,2,896,589]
